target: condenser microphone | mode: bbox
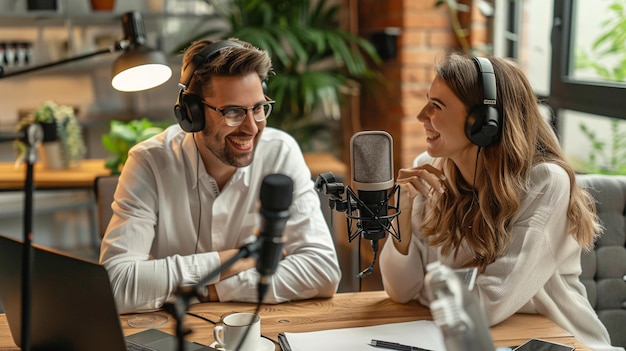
[256,173,293,303]
[349,131,398,242]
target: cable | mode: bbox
[356,239,379,279]
[186,311,217,325]
[329,205,335,239]
[466,146,481,230]
[194,133,202,254]
[471,147,481,201]
[357,235,362,291]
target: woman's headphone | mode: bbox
[465,57,502,147]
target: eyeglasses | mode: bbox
[201,99,275,127]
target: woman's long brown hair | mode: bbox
[420,53,600,271]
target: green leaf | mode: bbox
[102,119,165,171]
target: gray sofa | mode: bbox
[576,174,626,348]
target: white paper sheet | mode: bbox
[283,320,446,351]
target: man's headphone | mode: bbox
[173,40,245,133]
[465,57,501,147]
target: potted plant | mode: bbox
[175,0,381,152]
[15,100,86,169]
[101,118,168,174]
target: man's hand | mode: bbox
[202,249,257,302]
[218,249,257,280]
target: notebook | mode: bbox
[0,234,215,351]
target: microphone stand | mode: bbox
[15,124,43,351]
[315,172,401,284]
[163,240,261,351]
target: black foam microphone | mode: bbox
[349,131,399,242]
[0,130,24,143]
[0,122,55,144]
[256,173,293,303]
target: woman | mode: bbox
[379,53,622,351]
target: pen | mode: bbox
[369,339,434,351]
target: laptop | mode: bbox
[0,234,215,351]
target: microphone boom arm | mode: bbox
[163,239,261,351]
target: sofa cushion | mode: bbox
[576,174,626,348]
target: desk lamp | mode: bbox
[0,11,172,91]
[0,11,171,351]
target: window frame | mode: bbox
[549,0,626,122]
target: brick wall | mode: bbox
[345,0,489,291]
[357,0,488,171]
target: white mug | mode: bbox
[213,312,261,351]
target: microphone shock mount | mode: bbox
[315,172,402,279]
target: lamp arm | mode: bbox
[0,40,130,80]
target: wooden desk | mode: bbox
[0,291,590,350]
[0,159,111,191]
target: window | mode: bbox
[551,0,626,173]
[494,0,553,97]
[550,0,626,118]
[494,0,626,173]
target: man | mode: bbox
[99,38,341,314]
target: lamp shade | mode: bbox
[111,45,172,92]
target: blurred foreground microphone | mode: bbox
[257,174,293,303]
[425,262,495,351]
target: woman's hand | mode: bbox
[396,164,447,200]
[389,165,446,255]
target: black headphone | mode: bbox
[465,56,501,147]
[173,40,244,133]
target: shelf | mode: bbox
[0,0,223,27]
[0,3,219,77]
[0,8,225,57]
[0,1,218,138]
[0,52,182,77]
[0,11,221,28]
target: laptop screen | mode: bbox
[0,234,215,351]
[0,234,130,350]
